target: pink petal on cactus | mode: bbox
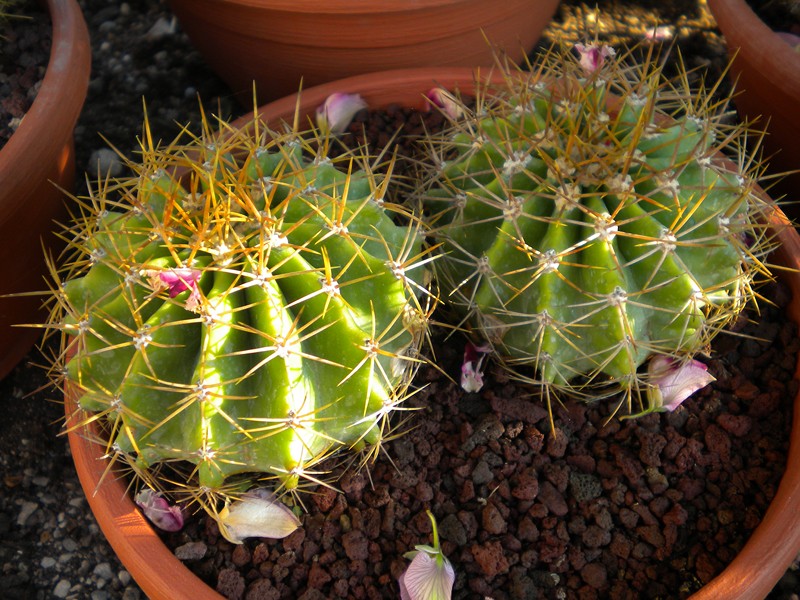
[158,268,202,297]
[316,93,368,134]
[142,267,202,311]
[425,87,464,120]
[134,489,184,532]
[143,267,201,297]
[460,341,491,393]
[574,43,616,74]
[184,284,202,313]
[647,355,716,412]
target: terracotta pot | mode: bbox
[165,0,560,105]
[0,0,90,380]
[707,0,800,222]
[65,68,800,600]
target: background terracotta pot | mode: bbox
[166,0,560,105]
[0,0,90,380]
[66,67,800,600]
[707,0,800,222]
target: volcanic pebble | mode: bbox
[538,481,569,516]
[470,540,511,579]
[581,562,608,588]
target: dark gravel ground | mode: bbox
[0,0,799,598]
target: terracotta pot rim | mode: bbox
[0,0,90,222]
[0,0,90,380]
[166,0,560,104]
[707,0,800,97]
[190,0,511,13]
[166,0,557,54]
[66,67,800,600]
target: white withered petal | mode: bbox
[216,488,301,544]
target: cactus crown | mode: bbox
[418,43,777,417]
[44,107,433,511]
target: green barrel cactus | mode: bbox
[46,112,431,501]
[419,44,776,415]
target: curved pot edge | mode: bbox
[182,0,537,13]
[0,0,91,380]
[692,207,800,600]
[707,0,800,100]
[0,0,91,200]
[66,67,800,600]
[166,0,561,104]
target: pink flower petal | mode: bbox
[142,267,203,311]
[425,87,464,120]
[143,267,201,298]
[460,362,484,393]
[574,43,616,74]
[398,571,412,600]
[647,355,715,412]
[460,341,491,393]
[399,551,455,600]
[315,93,368,134]
[398,510,454,600]
[159,268,201,297]
[134,489,184,532]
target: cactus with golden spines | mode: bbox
[418,44,775,415]
[45,111,433,506]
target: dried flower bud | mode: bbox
[460,341,491,393]
[426,87,464,120]
[574,43,616,74]
[216,488,301,544]
[134,488,184,532]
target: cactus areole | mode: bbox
[420,44,776,414]
[50,116,430,498]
